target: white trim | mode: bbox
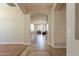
[0,42,24,44]
[54,45,66,48]
[48,43,54,47]
[0,42,31,45]
[24,42,31,45]
[48,43,66,48]
[54,43,66,48]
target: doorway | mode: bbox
[30,13,48,50]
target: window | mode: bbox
[37,24,48,32]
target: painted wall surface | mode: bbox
[67,3,79,56]
[48,10,54,46]
[48,4,66,48]
[54,8,66,47]
[24,14,31,44]
[48,4,57,46]
[0,7,25,43]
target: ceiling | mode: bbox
[31,13,48,24]
[0,3,66,15]
[17,3,52,14]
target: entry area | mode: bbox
[29,13,50,55]
[28,34,50,56]
[27,10,66,56]
[25,34,66,56]
[0,3,66,56]
[30,13,48,41]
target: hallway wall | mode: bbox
[24,14,31,44]
[54,7,66,48]
[0,6,25,44]
[48,4,66,48]
[48,8,54,46]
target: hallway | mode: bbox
[28,35,50,56]
[0,3,75,56]
[22,35,66,56]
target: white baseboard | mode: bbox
[0,42,24,44]
[0,42,30,45]
[54,45,66,48]
[24,42,31,45]
[48,43,54,47]
[48,43,66,48]
[54,43,66,48]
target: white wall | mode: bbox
[54,8,66,48]
[0,6,25,44]
[48,9,54,46]
[67,3,79,56]
[24,14,31,44]
[48,4,66,48]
